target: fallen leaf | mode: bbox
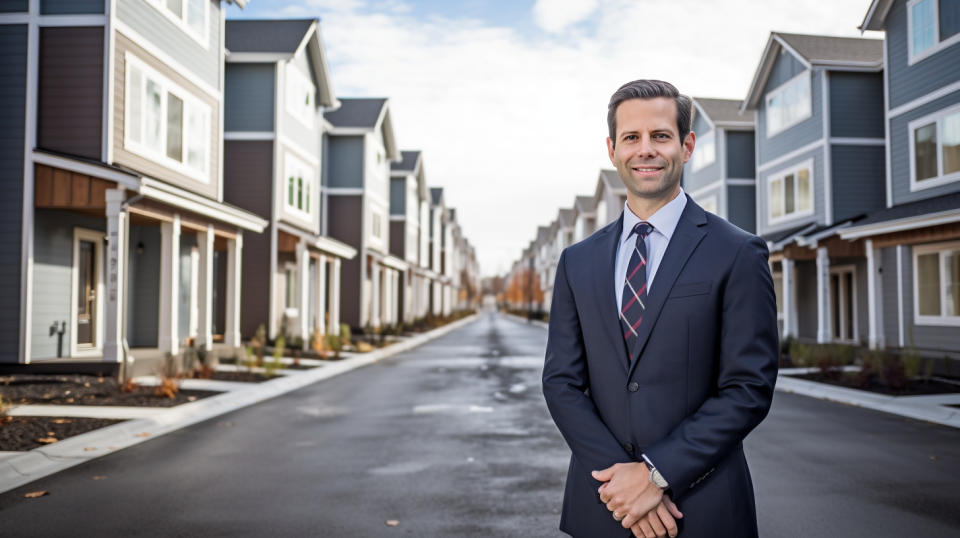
[83,382,91,388]
[47,431,55,436]
[51,419,72,424]
[84,447,98,452]
[24,491,48,499]
[36,437,58,444]
[135,432,151,438]
[92,476,106,481]
[187,396,197,402]
[65,398,74,403]
[385,520,399,527]
[64,390,71,396]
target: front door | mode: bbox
[830,266,857,343]
[76,239,97,348]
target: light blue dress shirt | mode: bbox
[614,187,688,310]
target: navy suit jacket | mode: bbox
[542,196,778,537]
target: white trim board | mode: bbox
[757,139,824,172]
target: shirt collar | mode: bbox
[619,187,687,246]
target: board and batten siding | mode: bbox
[829,72,884,138]
[327,195,363,329]
[38,26,104,160]
[0,1,28,12]
[280,48,321,160]
[224,63,274,132]
[725,131,755,179]
[114,0,221,91]
[889,89,960,205]
[30,210,105,360]
[0,24,27,362]
[898,244,960,353]
[41,0,104,14]
[757,56,823,165]
[885,0,960,109]
[326,135,364,189]
[831,145,886,222]
[112,32,220,200]
[727,184,756,234]
[756,145,825,235]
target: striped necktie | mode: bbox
[620,222,653,360]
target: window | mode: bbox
[285,266,298,309]
[913,241,960,326]
[772,269,784,319]
[908,0,960,64]
[147,0,208,47]
[124,54,211,182]
[765,71,812,137]
[692,130,716,170]
[372,212,382,239]
[285,62,315,128]
[767,159,813,223]
[909,104,960,191]
[284,152,313,217]
[698,195,718,215]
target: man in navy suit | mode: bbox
[542,80,778,538]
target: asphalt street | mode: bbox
[2,311,959,537]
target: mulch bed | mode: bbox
[208,371,275,383]
[0,416,125,452]
[0,374,219,407]
[788,372,960,396]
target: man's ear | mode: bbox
[681,131,696,164]
[606,137,616,165]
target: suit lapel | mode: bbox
[592,213,630,370]
[627,197,708,379]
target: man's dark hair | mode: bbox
[607,79,692,146]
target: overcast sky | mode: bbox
[226,0,881,277]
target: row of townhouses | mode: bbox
[0,1,479,373]
[506,0,960,362]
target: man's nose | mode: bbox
[634,135,656,158]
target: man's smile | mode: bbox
[631,164,665,176]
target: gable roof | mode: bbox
[860,0,895,31]
[430,187,444,206]
[558,208,575,227]
[692,97,754,130]
[391,150,421,173]
[574,195,596,214]
[742,32,883,111]
[225,19,338,108]
[595,169,626,201]
[327,98,399,160]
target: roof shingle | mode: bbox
[225,19,315,54]
[326,98,387,129]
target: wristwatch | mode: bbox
[649,465,669,489]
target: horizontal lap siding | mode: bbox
[224,63,274,132]
[280,49,320,166]
[38,26,103,160]
[881,247,901,346]
[683,114,720,192]
[757,56,823,165]
[889,89,960,205]
[727,184,756,234]
[0,24,26,363]
[886,0,960,109]
[831,145,886,222]
[901,244,960,353]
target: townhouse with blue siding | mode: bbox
[390,150,437,323]
[838,0,960,361]
[683,98,757,233]
[741,32,885,346]
[0,0,268,374]
[222,19,356,346]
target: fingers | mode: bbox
[591,464,617,482]
[637,518,657,538]
[654,504,678,537]
[598,483,609,503]
[662,494,684,519]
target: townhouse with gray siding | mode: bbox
[428,187,451,316]
[594,169,627,227]
[1,0,269,373]
[390,150,436,323]
[683,98,757,233]
[741,32,885,346]
[222,18,356,346]
[572,195,596,242]
[837,0,960,360]
[325,98,408,331]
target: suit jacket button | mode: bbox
[628,382,639,392]
[623,443,635,454]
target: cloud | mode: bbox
[532,0,599,33]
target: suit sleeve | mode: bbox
[642,236,778,500]
[542,250,632,484]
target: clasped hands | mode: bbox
[592,462,683,538]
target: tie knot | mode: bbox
[631,222,653,239]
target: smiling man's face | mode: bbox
[606,97,695,204]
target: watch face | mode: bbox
[651,469,668,489]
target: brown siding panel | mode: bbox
[240,227,271,339]
[328,195,363,328]
[38,26,103,160]
[389,221,404,258]
[223,140,273,218]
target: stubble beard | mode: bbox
[620,163,682,202]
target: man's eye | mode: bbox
[624,135,638,141]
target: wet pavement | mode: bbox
[2,310,959,537]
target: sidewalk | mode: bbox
[0,314,479,494]
[500,311,960,430]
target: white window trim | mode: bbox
[764,70,813,138]
[691,129,716,171]
[908,101,960,192]
[907,0,960,65]
[767,158,815,226]
[772,270,784,321]
[70,228,105,358]
[146,0,210,50]
[912,240,960,327]
[282,262,299,316]
[829,265,859,343]
[285,61,315,129]
[124,53,212,183]
[283,151,315,221]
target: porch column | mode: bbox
[782,258,796,340]
[329,257,341,334]
[297,239,309,344]
[816,246,831,344]
[866,239,885,349]
[103,189,127,363]
[224,231,243,348]
[371,261,381,328]
[159,215,181,354]
[197,225,214,349]
[315,254,327,338]
[383,269,393,325]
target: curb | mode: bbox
[500,311,960,430]
[0,314,480,494]
[500,311,549,330]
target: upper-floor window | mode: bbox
[765,70,812,138]
[914,241,960,326]
[908,0,960,64]
[768,159,813,224]
[909,103,960,191]
[692,130,716,170]
[285,62,315,128]
[147,0,208,48]
[284,152,313,218]
[372,211,382,239]
[125,54,210,183]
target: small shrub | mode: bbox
[356,341,374,353]
[789,341,815,368]
[265,335,285,378]
[253,324,267,366]
[155,377,179,399]
[340,324,352,346]
[324,333,342,358]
